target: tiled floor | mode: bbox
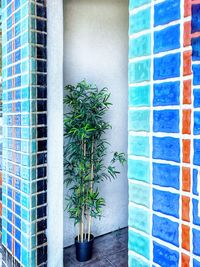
[64,228,128,267]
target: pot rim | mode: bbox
[75,234,94,244]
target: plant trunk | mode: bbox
[88,139,94,241]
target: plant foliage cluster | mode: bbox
[64,80,126,242]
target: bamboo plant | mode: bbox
[64,80,126,243]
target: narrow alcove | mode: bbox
[63,0,129,248]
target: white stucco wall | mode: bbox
[47,1,64,266]
[63,0,129,247]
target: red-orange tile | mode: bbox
[183,51,192,76]
[182,109,191,134]
[182,196,190,222]
[182,224,190,251]
[184,21,191,47]
[0,172,2,187]
[0,202,2,217]
[183,80,192,104]
[182,167,191,192]
[182,253,190,266]
[184,0,191,17]
[182,139,191,163]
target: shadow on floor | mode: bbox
[64,227,128,267]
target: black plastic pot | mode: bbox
[75,234,94,262]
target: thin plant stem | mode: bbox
[88,139,94,241]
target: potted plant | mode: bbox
[64,80,126,262]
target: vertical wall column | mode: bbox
[128,0,152,265]
[1,1,48,266]
[128,0,200,266]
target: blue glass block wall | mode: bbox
[1,0,47,266]
[128,0,200,266]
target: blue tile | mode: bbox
[7,234,12,251]
[153,214,179,246]
[192,4,200,33]
[154,25,180,53]
[153,242,179,267]
[194,139,200,166]
[194,259,200,267]
[193,169,199,196]
[194,112,200,135]
[192,37,200,61]
[153,110,179,133]
[153,137,180,163]
[193,199,200,226]
[153,189,179,218]
[154,53,180,80]
[153,163,180,190]
[153,78,178,103]
[15,241,21,261]
[194,89,200,107]
[193,65,200,85]
[193,228,200,256]
[154,0,180,26]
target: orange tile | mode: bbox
[182,109,191,134]
[183,50,192,76]
[182,139,191,163]
[184,0,191,17]
[183,80,191,104]
[182,167,191,192]
[184,21,191,47]
[182,224,190,251]
[0,172,2,187]
[182,253,190,267]
[182,196,190,222]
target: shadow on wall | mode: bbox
[63,0,129,247]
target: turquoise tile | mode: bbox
[129,85,150,107]
[22,100,30,112]
[21,128,30,139]
[31,250,36,267]
[129,254,150,267]
[129,205,150,234]
[21,140,30,153]
[129,230,150,259]
[22,234,30,249]
[32,195,36,208]
[22,195,30,209]
[21,247,29,266]
[21,167,31,180]
[32,168,36,180]
[21,114,30,126]
[32,236,36,248]
[22,87,30,99]
[129,110,150,132]
[129,60,151,83]
[128,159,150,183]
[32,208,36,221]
[22,46,29,58]
[129,8,151,34]
[21,31,29,44]
[130,0,151,9]
[22,208,30,222]
[129,182,150,208]
[32,182,37,194]
[22,221,28,234]
[21,181,30,194]
[21,74,29,86]
[22,154,30,167]
[129,135,150,157]
[129,34,151,58]
[31,222,36,235]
